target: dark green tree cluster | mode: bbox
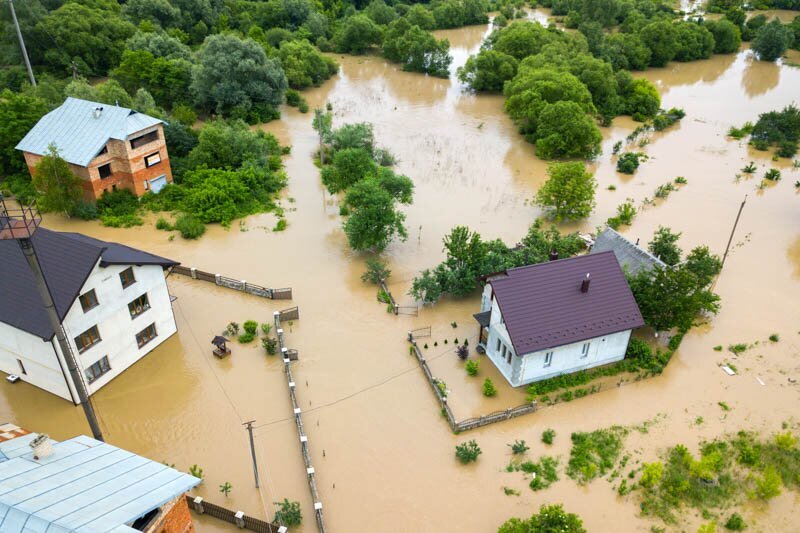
[409,221,586,303]
[383,18,452,77]
[314,118,414,252]
[628,228,722,332]
[749,105,800,157]
[498,504,586,533]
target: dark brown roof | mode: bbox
[490,251,644,355]
[0,228,178,340]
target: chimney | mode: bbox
[30,434,53,460]
[549,249,558,261]
[92,106,103,119]
[580,273,591,293]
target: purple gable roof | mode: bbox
[489,251,644,355]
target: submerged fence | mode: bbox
[379,279,418,316]
[171,265,292,300]
[186,495,282,533]
[407,332,537,433]
[274,310,326,533]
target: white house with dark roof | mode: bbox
[474,252,644,387]
[0,228,178,402]
[15,97,172,201]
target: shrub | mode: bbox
[361,258,391,284]
[640,461,664,488]
[728,343,748,354]
[243,320,258,335]
[764,168,781,181]
[262,337,277,355]
[226,322,240,335]
[285,89,302,107]
[71,201,99,220]
[436,379,447,398]
[189,464,204,479]
[455,440,482,464]
[456,344,469,360]
[261,323,272,335]
[465,359,479,376]
[509,440,529,455]
[752,466,782,500]
[274,498,302,527]
[625,338,653,361]
[274,218,287,231]
[528,456,559,491]
[238,332,255,343]
[100,213,144,227]
[567,427,627,484]
[616,152,644,174]
[542,429,556,445]
[774,432,797,451]
[724,513,746,531]
[219,481,232,497]
[156,217,174,230]
[176,214,206,239]
[483,378,497,397]
[769,333,780,342]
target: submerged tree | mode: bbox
[752,19,792,62]
[498,504,587,533]
[31,144,83,215]
[648,226,682,266]
[342,172,413,251]
[535,162,597,221]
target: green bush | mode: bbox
[155,217,174,231]
[97,189,139,216]
[176,214,206,239]
[71,201,99,220]
[509,440,529,455]
[262,336,277,355]
[465,359,479,376]
[274,218,287,232]
[616,152,644,174]
[483,378,497,397]
[238,332,255,343]
[243,320,258,335]
[455,440,482,464]
[724,513,746,531]
[273,498,302,527]
[752,466,782,500]
[528,456,559,491]
[100,213,144,227]
[542,429,556,445]
[567,426,627,484]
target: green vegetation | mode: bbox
[219,481,232,497]
[465,359,479,376]
[498,504,586,533]
[361,258,391,285]
[567,426,627,484]
[483,378,498,397]
[648,226,682,266]
[188,464,204,479]
[542,429,556,445]
[764,169,782,181]
[534,162,597,221]
[410,221,585,303]
[616,152,646,174]
[274,498,302,527]
[175,214,206,239]
[606,200,637,229]
[724,513,746,531]
[383,19,452,77]
[527,456,560,491]
[30,144,82,216]
[509,440,529,455]
[262,337,278,355]
[728,343,748,354]
[769,333,780,342]
[243,321,258,335]
[238,332,255,343]
[455,440,482,464]
[733,105,800,158]
[752,19,793,62]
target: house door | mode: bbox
[149,175,167,193]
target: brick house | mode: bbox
[0,423,200,532]
[15,97,173,201]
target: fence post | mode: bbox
[190,267,197,279]
[234,511,245,528]
[215,274,221,285]
[192,496,204,514]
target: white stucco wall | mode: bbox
[482,292,632,387]
[0,261,176,401]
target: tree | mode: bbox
[333,15,383,54]
[492,21,560,60]
[361,258,391,284]
[621,77,661,120]
[31,144,83,215]
[188,120,282,170]
[278,39,339,88]
[673,21,715,61]
[535,162,596,220]
[321,148,378,193]
[273,499,302,527]
[498,504,586,533]
[342,176,411,251]
[312,109,333,164]
[457,50,519,92]
[639,20,679,67]
[364,0,397,25]
[404,4,436,30]
[535,101,602,159]
[123,0,181,28]
[383,20,452,77]
[601,33,651,71]
[0,90,48,176]
[191,34,287,120]
[752,19,792,61]
[705,20,742,54]
[34,2,136,75]
[125,31,192,60]
[431,0,465,29]
[648,226,682,266]
[113,50,192,108]
[684,246,722,287]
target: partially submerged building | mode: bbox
[0,423,200,532]
[474,252,644,387]
[590,227,666,276]
[0,228,178,402]
[16,97,173,200]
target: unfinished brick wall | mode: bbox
[145,495,195,533]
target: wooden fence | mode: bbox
[407,332,537,433]
[171,265,292,300]
[273,310,326,533]
[379,279,418,316]
[186,495,282,533]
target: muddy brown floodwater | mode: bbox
[5,17,800,533]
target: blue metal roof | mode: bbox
[15,97,163,167]
[0,434,200,532]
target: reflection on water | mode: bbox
[4,22,800,533]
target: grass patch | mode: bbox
[567,426,628,484]
[728,343,748,354]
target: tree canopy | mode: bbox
[535,162,597,220]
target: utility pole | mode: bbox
[244,420,260,488]
[8,0,36,87]
[721,195,747,269]
[0,196,103,441]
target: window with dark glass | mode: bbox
[85,356,111,383]
[144,152,161,168]
[136,323,157,348]
[129,130,159,149]
[98,163,112,179]
[119,267,136,288]
[128,293,150,319]
[75,325,101,353]
[79,289,99,312]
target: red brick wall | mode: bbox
[145,495,195,533]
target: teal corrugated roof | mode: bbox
[0,434,200,532]
[15,97,163,167]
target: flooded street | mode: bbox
[3,17,800,532]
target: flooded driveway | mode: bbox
[4,17,800,532]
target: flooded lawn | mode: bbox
[4,18,800,532]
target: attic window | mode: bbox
[97,145,107,156]
[130,130,159,150]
